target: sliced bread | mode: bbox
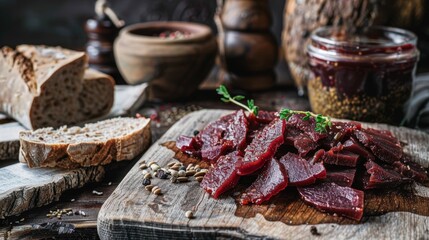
[0,45,114,129]
[19,117,151,169]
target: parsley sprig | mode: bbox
[216,85,259,116]
[279,108,332,133]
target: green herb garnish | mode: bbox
[216,85,259,116]
[279,108,332,133]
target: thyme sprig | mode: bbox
[279,108,332,133]
[216,85,259,116]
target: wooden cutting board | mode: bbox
[98,109,429,240]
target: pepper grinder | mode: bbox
[216,0,278,91]
[84,0,125,84]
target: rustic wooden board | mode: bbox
[98,109,429,240]
[0,164,105,219]
[0,83,147,161]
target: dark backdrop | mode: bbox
[0,0,285,49]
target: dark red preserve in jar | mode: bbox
[307,26,419,123]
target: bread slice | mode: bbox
[0,45,114,129]
[19,117,151,169]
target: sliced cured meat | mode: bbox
[199,110,249,162]
[325,169,356,187]
[318,121,361,149]
[201,151,241,198]
[298,182,364,221]
[240,158,288,205]
[284,126,318,157]
[286,114,327,142]
[279,153,325,186]
[315,149,360,167]
[341,138,375,161]
[363,160,410,189]
[237,118,285,175]
[393,155,428,183]
[355,128,402,163]
[176,135,202,157]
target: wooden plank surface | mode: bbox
[98,109,429,240]
[0,164,105,219]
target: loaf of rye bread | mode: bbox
[19,117,151,169]
[0,45,114,129]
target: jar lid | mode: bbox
[307,26,419,62]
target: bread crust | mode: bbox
[19,118,151,169]
[0,45,114,129]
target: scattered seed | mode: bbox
[185,210,194,219]
[199,169,208,173]
[142,169,150,175]
[193,130,199,136]
[170,176,177,183]
[144,173,152,179]
[20,218,24,222]
[148,161,156,167]
[170,165,180,171]
[46,214,52,218]
[139,163,148,170]
[152,188,162,195]
[178,170,186,177]
[310,226,321,236]
[70,198,75,202]
[177,177,189,182]
[151,164,160,171]
[186,164,194,171]
[142,178,151,186]
[173,163,182,168]
[80,210,86,217]
[186,170,196,176]
[108,182,112,186]
[92,190,103,196]
[179,166,186,171]
[195,176,204,182]
[167,162,176,167]
[156,170,169,179]
[139,160,146,165]
[168,169,178,176]
[145,185,154,191]
[66,211,73,216]
[194,171,206,177]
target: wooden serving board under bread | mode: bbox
[98,109,429,240]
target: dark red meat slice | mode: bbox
[199,110,249,162]
[286,114,327,142]
[298,182,364,221]
[319,121,361,148]
[279,153,325,186]
[176,135,202,157]
[240,158,288,205]
[255,111,277,124]
[325,169,356,187]
[237,118,285,175]
[316,149,360,167]
[284,126,318,157]
[309,162,327,179]
[363,160,410,189]
[341,138,375,161]
[201,151,241,198]
[355,128,402,163]
[393,155,428,183]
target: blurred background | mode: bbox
[0,0,285,48]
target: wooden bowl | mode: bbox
[114,22,217,101]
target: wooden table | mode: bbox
[0,86,309,239]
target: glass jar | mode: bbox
[307,26,419,124]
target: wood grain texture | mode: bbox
[98,109,429,240]
[0,164,105,219]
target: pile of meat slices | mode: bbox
[176,110,428,221]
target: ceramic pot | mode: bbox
[114,21,217,101]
